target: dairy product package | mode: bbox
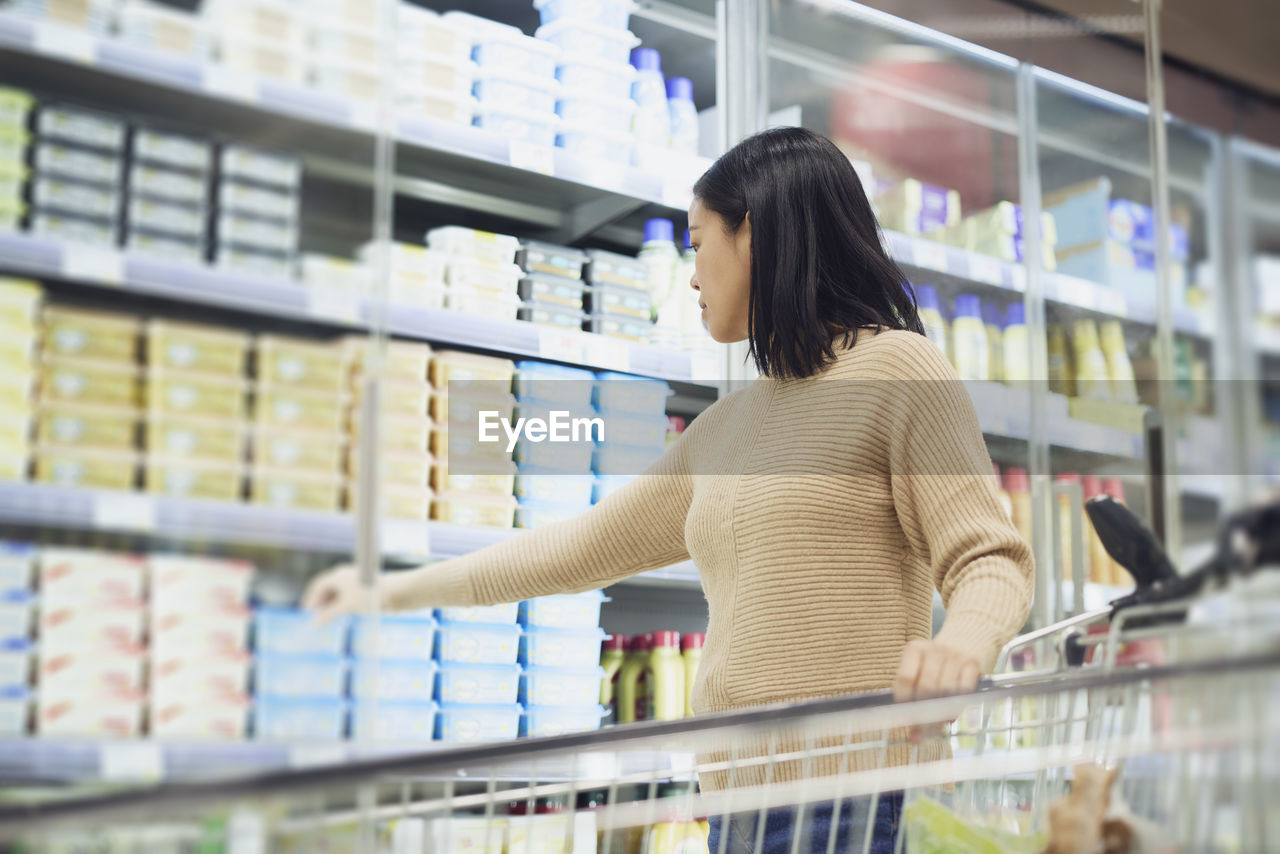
[118,1,212,59]
[215,210,299,254]
[518,301,586,331]
[36,693,143,737]
[151,602,251,655]
[518,590,606,630]
[348,658,437,702]
[149,457,243,501]
[349,699,437,742]
[125,229,206,264]
[37,547,146,604]
[430,493,517,528]
[146,413,246,460]
[0,590,32,641]
[253,384,345,432]
[875,179,961,235]
[519,705,605,737]
[132,128,213,173]
[584,248,648,290]
[517,273,586,309]
[126,196,206,239]
[37,647,146,703]
[256,334,348,391]
[349,614,437,660]
[39,599,146,649]
[30,211,117,247]
[301,254,374,292]
[435,702,521,742]
[151,647,252,700]
[33,446,139,491]
[214,245,295,280]
[42,306,140,362]
[36,402,137,450]
[435,622,521,666]
[149,694,249,740]
[251,696,346,741]
[426,227,520,265]
[254,652,348,698]
[473,105,557,148]
[253,428,344,472]
[431,463,516,498]
[428,350,515,390]
[519,665,605,707]
[0,543,34,592]
[345,447,431,488]
[147,319,250,375]
[218,38,308,85]
[146,369,247,419]
[249,467,343,511]
[436,603,519,626]
[585,312,651,342]
[253,606,349,655]
[129,161,208,205]
[32,142,121,186]
[149,554,252,609]
[218,145,302,191]
[396,56,476,97]
[31,176,120,220]
[35,105,126,152]
[519,627,607,669]
[435,663,521,705]
[218,179,298,221]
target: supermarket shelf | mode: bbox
[0,738,696,785]
[0,232,720,386]
[885,232,1215,338]
[967,382,1146,460]
[0,14,704,215]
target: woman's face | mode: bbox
[688,198,751,343]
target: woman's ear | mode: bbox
[738,211,752,258]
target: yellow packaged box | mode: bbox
[0,278,42,331]
[340,336,432,383]
[147,320,251,376]
[345,447,432,488]
[37,403,137,450]
[0,412,29,449]
[430,463,516,498]
[430,493,516,528]
[428,424,512,462]
[146,414,247,461]
[354,413,430,456]
[256,335,349,392]
[346,484,433,520]
[253,428,344,472]
[0,329,40,370]
[428,389,517,425]
[352,379,431,419]
[43,357,141,408]
[145,458,245,502]
[250,468,343,512]
[0,450,27,481]
[42,306,141,363]
[254,385,346,432]
[0,371,35,412]
[429,350,515,390]
[147,370,247,420]
[34,446,138,490]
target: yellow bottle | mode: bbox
[950,294,989,381]
[1047,324,1076,397]
[915,285,949,359]
[642,821,708,854]
[1100,321,1139,403]
[1072,319,1112,400]
[1002,303,1029,385]
[601,635,627,724]
[1004,466,1033,548]
[644,632,685,722]
[616,634,652,724]
[680,633,703,719]
[1055,472,1080,587]
[983,301,1004,384]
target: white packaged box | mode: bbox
[40,600,146,649]
[472,67,558,114]
[206,0,306,49]
[0,543,34,591]
[150,694,249,740]
[308,22,379,67]
[38,548,146,605]
[309,62,380,101]
[219,145,302,191]
[472,105,557,148]
[30,211,116,248]
[151,648,252,701]
[31,176,120,220]
[128,196,205,239]
[219,38,308,86]
[0,590,32,641]
[38,647,146,702]
[300,253,373,290]
[426,227,519,265]
[33,142,122,186]
[132,128,213,173]
[535,19,638,64]
[35,105,126,152]
[118,0,212,60]
[396,58,476,98]
[149,554,254,608]
[216,211,298,254]
[446,257,522,295]
[0,643,31,688]
[150,603,252,654]
[129,162,207,205]
[36,693,143,737]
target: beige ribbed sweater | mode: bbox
[404,330,1034,786]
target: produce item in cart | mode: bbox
[902,795,1045,853]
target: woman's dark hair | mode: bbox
[692,126,924,379]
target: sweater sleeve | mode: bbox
[877,333,1035,673]
[387,425,695,611]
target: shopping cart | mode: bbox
[2,499,1277,853]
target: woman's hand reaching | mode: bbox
[302,564,395,624]
[892,638,982,701]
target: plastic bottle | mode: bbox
[982,301,1004,384]
[1002,302,1029,385]
[1004,465,1033,547]
[616,634,651,724]
[666,76,698,154]
[915,285,949,358]
[673,230,701,350]
[1072,319,1112,400]
[1102,478,1130,587]
[1055,472,1081,587]
[680,632,703,718]
[643,631,685,722]
[1047,324,1075,397]
[1100,320,1139,403]
[1081,475,1110,586]
[631,48,670,150]
[951,294,989,381]
[600,635,626,723]
[639,216,679,331]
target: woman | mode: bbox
[305,127,1034,853]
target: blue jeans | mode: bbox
[706,791,902,854]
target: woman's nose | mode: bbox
[690,274,699,291]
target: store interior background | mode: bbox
[0,0,1277,760]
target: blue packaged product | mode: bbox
[519,666,606,707]
[514,436,595,473]
[252,697,347,741]
[519,590,606,630]
[435,663,522,704]
[514,472,596,506]
[436,603,520,625]
[435,702,522,742]
[254,653,348,699]
[0,638,30,689]
[0,543,34,592]
[252,607,350,656]
[348,659,437,702]
[349,700,437,742]
[520,627,608,669]
[0,590,32,643]
[0,685,28,736]
[594,410,669,449]
[436,622,522,666]
[349,615,436,661]
[520,705,606,738]
[592,372,669,414]
[513,362,596,408]
[592,474,635,502]
[535,0,631,29]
